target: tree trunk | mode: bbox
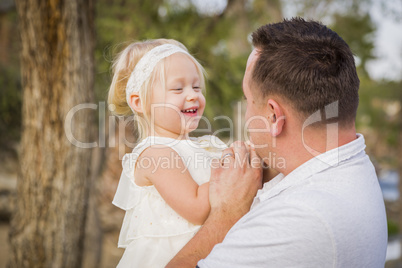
[9,0,95,267]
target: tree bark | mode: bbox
[9,0,95,267]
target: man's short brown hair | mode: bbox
[251,18,359,126]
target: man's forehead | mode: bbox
[246,49,259,69]
[243,49,259,94]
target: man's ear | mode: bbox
[129,93,143,113]
[267,99,285,137]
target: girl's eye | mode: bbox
[172,88,182,91]
[193,86,201,91]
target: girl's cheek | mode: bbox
[200,95,206,106]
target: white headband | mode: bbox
[125,44,191,109]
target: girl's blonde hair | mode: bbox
[108,39,206,141]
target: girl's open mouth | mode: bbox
[181,108,198,117]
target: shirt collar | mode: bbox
[252,133,367,207]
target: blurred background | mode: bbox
[0,0,401,267]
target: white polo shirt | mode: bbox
[198,134,387,268]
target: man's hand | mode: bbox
[209,141,263,222]
[166,141,262,268]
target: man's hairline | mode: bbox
[248,46,333,127]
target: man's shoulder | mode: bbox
[255,164,384,225]
[202,198,336,268]
[219,175,387,267]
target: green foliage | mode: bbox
[0,8,22,148]
[0,65,21,145]
[388,219,399,236]
[331,12,376,77]
[356,76,401,167]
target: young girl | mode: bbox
[108,39,226,267]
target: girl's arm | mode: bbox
[134,145,210,225]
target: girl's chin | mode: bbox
[185,127,198,133]
[188,121,200,129]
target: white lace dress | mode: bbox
[113,135,226,268]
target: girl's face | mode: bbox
[149,53,206,138]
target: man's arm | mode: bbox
[166,210,239,267]
[167,141,262,267]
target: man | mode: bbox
[167,18,387,267]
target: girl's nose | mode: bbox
[186,89,199,102]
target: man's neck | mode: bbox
[276,125,357,176]
[262,166,280,184]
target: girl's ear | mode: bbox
[129,93,143,113]
[267,99,285,137]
